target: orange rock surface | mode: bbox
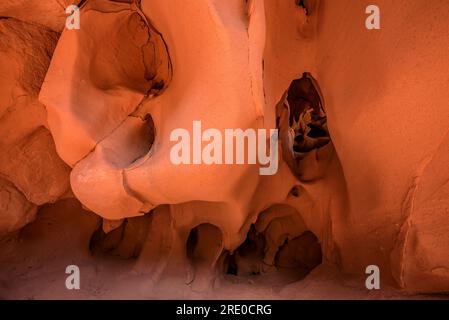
[0,0,449,299]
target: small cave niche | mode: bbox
[186,223,223,266]
[276,72,332,180]
[144,113,156,151]
[101,113,156,168]
[286,72,330,154]
[275,231,322,271]
[225,208,322,286]
[295,0,319,17]
[89,214,152,259]
[226,226,265,277]
[289,186,300,197]
[127,113,156,166]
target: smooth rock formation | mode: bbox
[0,0,449,299]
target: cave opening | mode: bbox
[89,214,152,259]
[286,72,330,154]
[186,223,223,266]
[225,222,322,285]
[276,72,332,180]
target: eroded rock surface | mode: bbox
[0,0,449,299]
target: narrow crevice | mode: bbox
[296,0,309,15]
[78,0,88,9]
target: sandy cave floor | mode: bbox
[0,199,444,300]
